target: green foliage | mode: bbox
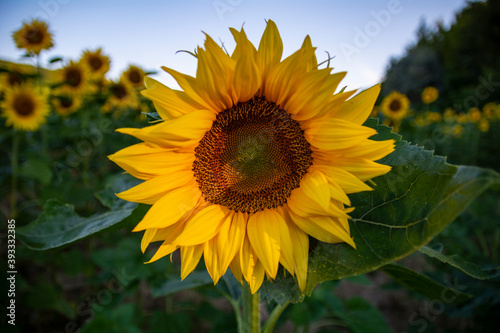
[379,263,472,303]
[382,0,500,109]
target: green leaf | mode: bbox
[261,119,500,304]
[17,199,147,250]
[48,56,63,64]
[338,297,393,333]
[379,263,472,303]
[151,271,213,298]
[419,246,500,280]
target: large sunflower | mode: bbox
[381,91,410,121]
[110,21,394,293]
[81,48,111,79]
[12,19,54,55]
[1,84,50,131]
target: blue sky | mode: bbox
[0,0,467,91]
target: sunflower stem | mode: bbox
[10,130,20,219]
[241,281,260,333]
[262,301,289,333]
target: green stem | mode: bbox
[262,301,289,333]
[10,130,20,218]
[241,281,260,333]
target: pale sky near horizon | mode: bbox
[0,0,467,92]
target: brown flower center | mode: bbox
[193,98,312,213]
[24,28,43,44]
[389,99,401,112]
[128,70,142,85]
[111,83,128,99]
[13,94,35,116]
[89,56,103,71]
[65,68,82,87]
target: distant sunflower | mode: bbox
[1,84,49,131]
[109,20,395,293]
[478,119,489,132]
[102,79,138,113]
[81,48,111,78]
[421,86,438,104]
[59,61,88,94]
[52,94,82,116]
[0,63,33,90]
[12,19,54,55]
[121,65,145,89]
[468,107,481,123]
[482,102,496,119]
[381,91,410,120]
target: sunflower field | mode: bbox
[1,3,500,333]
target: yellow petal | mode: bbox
[299,170,331,210]
[288,209,355,247]
[162,66,218,113]
[172,204,228,246]
[311,164,373,194]
[146,241,178,263]
[133,182,201,231]
[240,235,258,283]
[116,110,215,147]
[328,157,392,181]
[247,209,281,278]
[276,211,294,276]
[304,118,377,151]
[248,260,265,294]
[229,251,243,283]
[204,238,221,284]
[333,84,381,125]
[108,143,194,180]
[217,211,246,277]
[117,170,194,205]
[232,45,262,102]
[257,19,283,80]
[299,35,318,72]
[327,139,396,161]
[287,175,350,218]
[180,244,204,280]
[140,228,157,253]
[285,211,309,291]
[142,77,204,119]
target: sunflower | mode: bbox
[443,108,455,122]
[478,119,489,132]
[102,79,139,113]
[380,91,410,121]
[12,19,54,55]
[109,20,395,293]
[468,107,481,123]
[121,65,145,89]
[81,48,111,79]
[421,86,438,104]
[58,60,89,94]
[1,84,50,131]
[52,94,82,116]
[482,102,496,119]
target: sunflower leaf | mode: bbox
[379,263,473,303]
[418,246,500,280]
[17,199,148,250]
[260,119,500,304]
